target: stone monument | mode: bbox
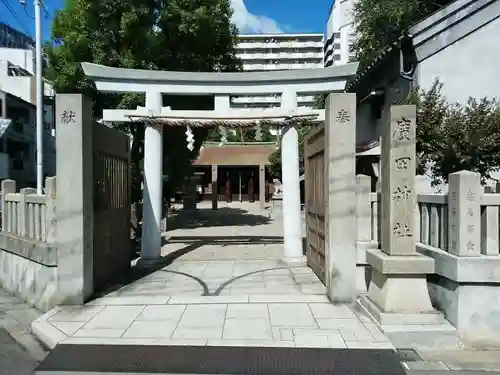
[360,105,442,325]
[183,172,204,210]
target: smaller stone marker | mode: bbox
[448,171,481,256]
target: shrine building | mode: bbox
[193,142,277,208]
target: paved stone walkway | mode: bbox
[32,204,393,350]
[0,288,48,373]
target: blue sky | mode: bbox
[1,0,331,40]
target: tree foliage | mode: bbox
[402,81,500,185]
[46,0,241,205]
[351,0,452,68]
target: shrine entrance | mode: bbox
[81,61,360,303]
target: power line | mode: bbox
[0,0,32,36]
[22,1,50,20]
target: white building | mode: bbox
[324,0,358,66]
[0,45,56,186]
[234,33,324,109]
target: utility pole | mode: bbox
[20,0,44,194]
[34,0,44,194]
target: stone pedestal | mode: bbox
[360,105,441,325]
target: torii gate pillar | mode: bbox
[281,91,306,264]
[138,91,164,266]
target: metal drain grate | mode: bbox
[36,344,407,375]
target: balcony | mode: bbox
[236,52,323,60]
[242,62,324,71]
[236,41,324,50]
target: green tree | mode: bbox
[46,0,241,215]
[402,81,500,185]
[351,0,452,68]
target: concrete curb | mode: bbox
[30,306,67,350]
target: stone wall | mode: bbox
[0,178,58,312]
[358,170,500,348]
[0,233,57,312]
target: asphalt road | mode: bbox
[0,328,39,375]
[407,372,500,375]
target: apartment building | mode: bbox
[324,0,358,66]
[234,33,324,109]
[0,27,56,187]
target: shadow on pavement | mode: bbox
[166,207,271,230]
[93,235,284,299]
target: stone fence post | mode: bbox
[356,174,372,244]
[19,187,37,238]
[448,171,481,256]
[1,179,15,232]
[44,177,57,244]
[355,174,373,293]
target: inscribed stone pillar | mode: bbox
[361,105,440,325]
[259,165,266,209]
[448,171,481,256]
[324,93,357,302]
[211,165,218,210]
[55,94,94,304]
[139,91,163,267]
[380,106,416,255]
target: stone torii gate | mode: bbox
[81,62,359,302]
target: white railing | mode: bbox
[417,194,448,251]
[360,171,500,257]
[1,177,56,243]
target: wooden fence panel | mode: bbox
[304,125,326,284]
[92,122,131,291]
